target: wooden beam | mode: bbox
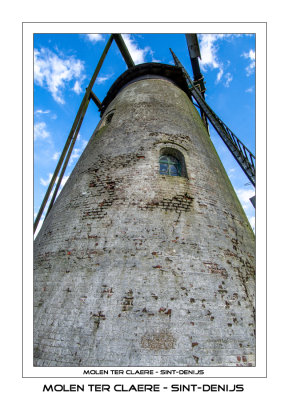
[89,90,102,110]
[45,98,90,218]
[112,34,135,68]
[34,35,114,233]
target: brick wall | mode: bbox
[34,76,255,367]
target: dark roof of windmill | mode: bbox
[100,62,191,116]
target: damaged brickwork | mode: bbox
[34,67,255,367]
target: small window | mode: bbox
[159,155,181,176]
[105,112,114,124]
[159,147,187,178]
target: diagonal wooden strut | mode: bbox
[112,34,135,68]
[34,34,114,233]
[185,34,209,132]
[45,97,90,220]
[34,34,136,234]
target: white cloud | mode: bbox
[40,173,70,189]
[35,109,50,115]
[198,34,239,86]
[224,72,233,87]
[235,187,255,232]
[69,148,82,166]
[34,122,50,140]
[122,34,160,63]
[40,172,53,187]
[69,138,88,166]
[96,73,113,84]
[199,34,225,70]
[60,175,70,188]
[216,68,224,83]
[242,49,255,60]
[242,49,255,76]
[34,108,57,121]
[34,48,85,104]
[35,173,70,238]
[236,187,255,211]
[249,216,255,231]
[228,168,235,178]
[122,34,152,64]
[73,80,83,94]
[245,86,254,93]
[150,52,161,63]
[86,34,105,43]
[34,216,44,239]
[35,108,58,121]
[52,151,60,161]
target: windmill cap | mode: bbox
[100,62,191,116]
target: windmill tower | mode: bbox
[33,35,255,367]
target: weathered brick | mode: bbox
[34,65,255,367]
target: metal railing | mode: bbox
[170,48,255,187]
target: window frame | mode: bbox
[159,147,187,178]
[159,155,182,176]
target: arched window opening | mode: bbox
[106,112,114,124]
[159,147,187,178]
[99,110,115,129]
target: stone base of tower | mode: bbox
[34,214,255,367]
[34,220,255,367]
[34,64,255,367]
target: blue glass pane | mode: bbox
[159,154,182,176]
[169,165,179,176]
[160,163,168,174]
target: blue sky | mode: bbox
[34,33,255,235]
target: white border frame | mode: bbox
[23,22,266,379]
